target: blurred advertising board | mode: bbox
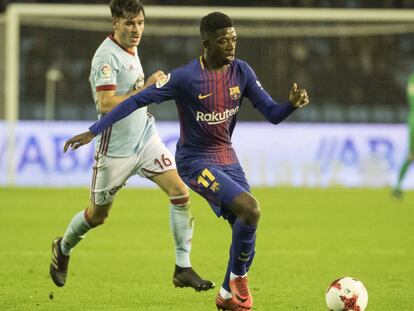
[0,121,410,188]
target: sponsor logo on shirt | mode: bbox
[196,106,239,125]
[229,86,241,100]
[198,93,213,100]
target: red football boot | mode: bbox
[229,276,253,309]
[216,292,250,311]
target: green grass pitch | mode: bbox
[0,187,413,310]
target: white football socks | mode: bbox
[169,202,193,268]
[60,210,92,256]
[230,272,247,280]
[220,286,233,299]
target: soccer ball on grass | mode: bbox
[325,277,368,311]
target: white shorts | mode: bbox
[90,132,176,205]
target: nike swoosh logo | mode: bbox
[235,294,247,303]
[198,93,212,99]
[241,251,253,256]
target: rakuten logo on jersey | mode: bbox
[196,107,240,125]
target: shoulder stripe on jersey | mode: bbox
[90,153,99,204]
[96,85,116,91]
[98,129,107,154]
[99,128,108,154]
[98,126,112,155]
[102,126,112,155]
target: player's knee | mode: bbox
[168,182,189,197]
[242,198,261,226]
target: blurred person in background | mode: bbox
[49,0,213,292]
[393,72,414,199]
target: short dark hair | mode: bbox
[110,0,145,19]
[200,12,234,39]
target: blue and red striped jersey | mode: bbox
[90,57,296,165]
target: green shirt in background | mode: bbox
[407,73,414,152]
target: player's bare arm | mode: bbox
[289,82,309,108]
[97,70,166,113]
[63,131,95,152]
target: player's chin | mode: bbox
[130,38,141,46]
[223,56,234,64]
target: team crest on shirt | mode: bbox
[229,86,241,100]
[156,73,171,88]
[100,64,112,80]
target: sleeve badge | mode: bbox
[100,64,112,80]
[156,73,171,88]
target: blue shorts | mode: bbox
[178,160,250,222]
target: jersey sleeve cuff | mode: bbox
[96,84,117,91]
[89,124,99,136]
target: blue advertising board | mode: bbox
[0,121,409,188]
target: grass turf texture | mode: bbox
[0,187,413,310]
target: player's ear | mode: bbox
[202,38,209,49]
[111,17,118,29]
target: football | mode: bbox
[325,277,368,311]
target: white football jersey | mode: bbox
[89,35,156,157]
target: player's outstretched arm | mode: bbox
[250,82,309,124]
[62,74,168,153]
[97,71,166,114]
[62,96,139,153]
[288,83,309,108]
[89,72,175,135]
[65,71,176,153]
[63,131,95,152]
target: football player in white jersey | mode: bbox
[50,0,214,292]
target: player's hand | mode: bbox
[63,131,95,153]
[288,83,309,108]
[144,70,166,88]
